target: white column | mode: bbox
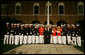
[47,1,49,30]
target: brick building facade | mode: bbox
[1,1,84,24]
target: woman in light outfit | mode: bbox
[52,27,57,45]
[57,26,62,44]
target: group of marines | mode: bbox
[3,22,81,47]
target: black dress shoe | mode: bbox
[53,44,55,45]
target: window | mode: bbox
[59,6,64,14]
[33,2,39,15]
[46,2,52,15]
[15,2,21,15]
[77,2,84,15]
[34,6,39,14]
[58,2,64,15]
[1,4,8,15]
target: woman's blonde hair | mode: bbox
[57,26,61,31]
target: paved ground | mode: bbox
[4,44,84,54]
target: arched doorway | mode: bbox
[57,20,67,26]
[44,21,53,25]
[32,20,40,24]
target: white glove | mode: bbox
[76,35,78,36]
[72,34,74,36]
[67,34,68,35]
[52,31,55,33]
[19,33,21,35]
[27,33,28,35]
[57,31,60,33]
[7,32,9,34]
[22,34,23,35]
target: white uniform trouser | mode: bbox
[43,35,44,43]
[52,36,57,44]
[58,36,62,44]
[77,36,81,46]
[32,35,35,44]
[56,36,58,43]
[19,35,23,45]
[72,37,76,45]
[28,35,32,44]
[23,35,27,44]
[67,36,71,44]
[50,35,53,43]
[4,35,9,44]
[39,35,43,43]
[9,34,14,44]
[62,36,66,44]
[15,35,19,45]
[36,36,39,44]
[43,36,44,43]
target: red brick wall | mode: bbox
[1,1,84,24]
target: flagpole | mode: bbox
[47,1,49,31]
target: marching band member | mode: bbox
[19,24,24,45]
[67,24,71,45]
[71,24,77,45]
[52,27,57,45]
[54,25,58,44]
[34,24,39,44]
[15,23,20,45]
[61,24,66,45]
[4,22,10,44]
[9,23,15,45]
[39,24,44,44]
[28,24,32,44]
[43,25,45,43]
[14,23,16,45]
[23,24,28,44]
[32,25,35,44]
[76,24,81,47]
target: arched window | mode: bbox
[33,2,39,15]
[77,2,84,15]
[58,2,64,15]
[46,2,52,15]
[15,2,21,15]
[1,4,8,15]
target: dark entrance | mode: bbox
[57,20,67,26]
[32,20,40,24]
[44,21,53,25]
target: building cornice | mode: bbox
[1,14,84,16]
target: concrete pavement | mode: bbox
[4,44,84,54]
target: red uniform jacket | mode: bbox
[52,29,57,36]
[57,29,62,36]
[39,27,44,35]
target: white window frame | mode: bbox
[33,2,39,16]
[45,2,52,16]
[15,2,21,15]
[58,2,65,16]
[77,2,84,15]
